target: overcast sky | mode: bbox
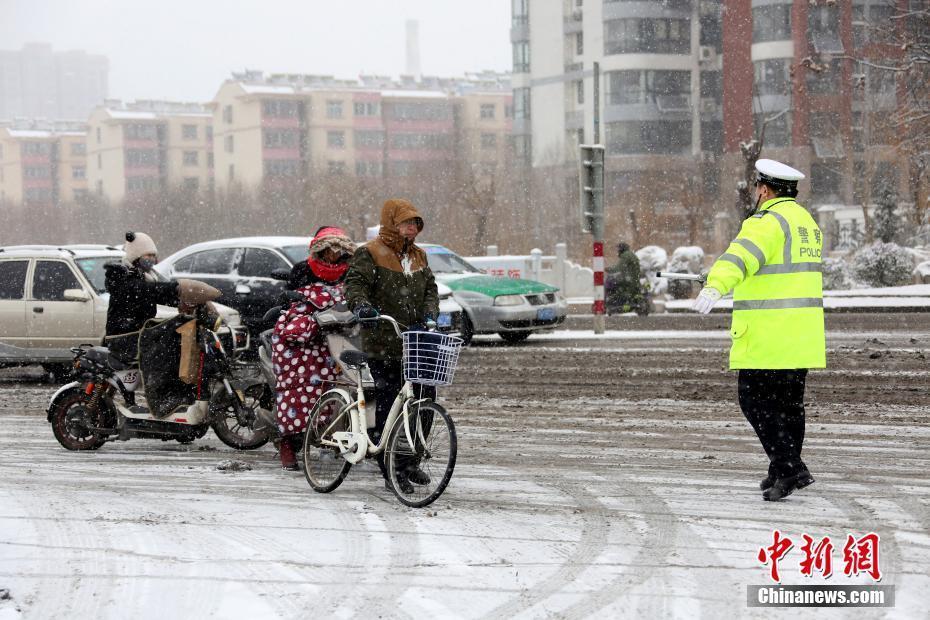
[1,0,511,102]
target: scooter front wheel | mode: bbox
[211,385,272,450]
[50,389,107,451]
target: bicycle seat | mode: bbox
[339,350,369,368]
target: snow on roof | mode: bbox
[380,89,448,99]
[6,129,56,139]
[106,110,159,120]
[239,83,302,95]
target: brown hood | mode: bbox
[378,198,423,253]
[367,198,428,273]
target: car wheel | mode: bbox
[498,331,531,343]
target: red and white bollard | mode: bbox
[592,241,606,333]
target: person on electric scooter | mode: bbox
[345,198,440,493]
[271,227,356,470]
[104,232,180,363]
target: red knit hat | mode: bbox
[307,226,355,282]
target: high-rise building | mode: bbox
[0,43,108,121]
[86,100,213,203]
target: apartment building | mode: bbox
[211,70,511,189]
[0,120,87,207]
[86,100,213,203]
[0,43,108,121]
[724,0,909,249]
[512,0,908,249]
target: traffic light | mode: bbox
[579,144,604,236]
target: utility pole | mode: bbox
[581,63,606,334]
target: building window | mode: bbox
[355,160,383,177]
[754,59,792,96]
[754,112,792,148]
[605,120,692,155]
[24,166,50,178]
[326,100,344,119]
[606,70,690,106]
[125,149,158,168]
[125,124,158,140]
[97,153,102,169]
[806,59,843,95]
[504,104,514,118]
[390,102,451,120]
[207,152,214,168]
[73,188,88,202]
[183,177,199,190]
[390,161,414,177]
[264,159,301,177]
[512,0,528,25]
[604,18,690,55]
[481,133,498,149]
[263,128,299,148]
[327,161,346,175]
[125,176,159,193]
[228,164,234,180]
[513,134,532,165]
[183,151,199,166]
[96,179,103,194]
[70,143,86,156]
[752,4,792,43]
[353,101,380,116]
[72,165,86,180]
[21,142,51,156]
[327,130,345,148]
[262,99,298,118]
[576,80,585,105]
[354,130,385,148]
[223,105,233,124]
[23,187,52,203]
[96,127,101,144]
[206,126,213,141]
[389,133,452,150]
[513,41,530,73]
[513,87,531,119]
[225,135,234,153]
[810,163,841,202]
[182,124,198,140]
[480,103,496,120]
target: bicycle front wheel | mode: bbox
[385,401,457,508]
[302,391,353,493]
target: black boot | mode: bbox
[407,467,431,486]
[386,473,414,494]
[763,471,815,501]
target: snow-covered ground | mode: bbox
[1,329,928,618]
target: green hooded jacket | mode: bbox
[345,199,440,360]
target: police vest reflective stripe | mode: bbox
[706,197,826,370]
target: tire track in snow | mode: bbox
[479,476,610,618]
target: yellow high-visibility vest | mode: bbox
[707,197,826,370]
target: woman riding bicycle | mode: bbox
[271,227,355,470]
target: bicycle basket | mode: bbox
[402,331,464,386]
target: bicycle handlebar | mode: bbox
[358,314,407,337]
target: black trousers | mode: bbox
[737,369,809,480]
[368,359,435,476]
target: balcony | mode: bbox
[563,10,583,34]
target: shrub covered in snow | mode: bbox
[873,189,900,243]
[667,246,705,299]
[822,257,853,290]
[635,245,668,295]
[851,242,914,287]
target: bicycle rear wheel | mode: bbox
[385,401,457,508]
[302,391,353,493]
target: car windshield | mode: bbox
[426,250,482,274]
[74,256,119,294]
[281,245,309,265]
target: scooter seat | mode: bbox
[339,350,369,368]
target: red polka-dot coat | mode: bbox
[271,283,344,437]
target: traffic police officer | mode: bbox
[693,159,825,501]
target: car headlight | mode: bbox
[453,290,493,306]
[494,294,525,306]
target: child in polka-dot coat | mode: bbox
[272,226,355,469]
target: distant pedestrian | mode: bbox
[692,159,824,501]
[605,242,646,315]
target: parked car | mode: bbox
[421,244,568,344]
[0,245,247,375]
[155,237,464,341]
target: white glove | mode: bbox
[692,287,722,314]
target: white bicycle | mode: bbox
[302,315,462,508]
